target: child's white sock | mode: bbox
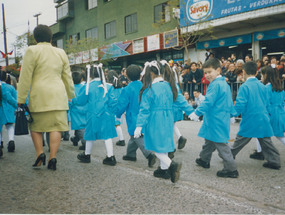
[173,123,182,139]
[105,138,113,157]
[115,126,124,141]
[85,141,93,155]
[277,136,285,145]
[155,152,172,170]
[6,124,15,141]
[256,139,262,152]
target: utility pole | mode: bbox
[33,12,41,26]
[2,3,8,66]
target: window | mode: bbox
[57,39,64,49]
[86,27,98,40]
[104,21,116,39]
[88,0,97,9]
[69,33,80,45]
[125,13,137,34]
[154,2,170,23]
[57,2,69,20]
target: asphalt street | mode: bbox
[0,118,285,214]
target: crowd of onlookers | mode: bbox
[167,53,285,103]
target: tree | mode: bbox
[153,0,215,64]
[12,32,36,64]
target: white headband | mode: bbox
[141,61,160,77]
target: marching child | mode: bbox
[69,71,87,150]
[0,71,18,157]
[0,71,17,153]
[74,64,117,165]
[107,70,126,146]
[190,58,238,178]
[134,60,182,183]
[116,65,156,167]
[232,62,281,170]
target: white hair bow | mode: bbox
[96,63,108,98]
[85,64,91,95]
[141,61,160,77]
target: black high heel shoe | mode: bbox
[32,153,46,167]
[48,158,57,170]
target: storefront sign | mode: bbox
[75,52,83,65]
[68,53,75,65]
[164,29,179,49]
[101,42,131,60]
[197,34,252,49]
[147,34,160,52]
[133,38,144,54]
[254,28,285,41]
[180,0,285,27]
[90,48,98,62]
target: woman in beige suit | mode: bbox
[17,25,75,170]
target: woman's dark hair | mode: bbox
[139,61,178,102]
[87,66,103,85]
[33,24,53,43]
[261,66,283,92]
[256,59,264,68]
[126,65,141,81]
[72,71,82,84]
[107,70,122,88]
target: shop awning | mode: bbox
[197,34,252,50]
[254,28,285,41]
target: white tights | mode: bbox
[173,123,181,139]
[115,126,124,141]
[85,138,114,157]
[155,152,172,170]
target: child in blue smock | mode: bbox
[69,71,87,150]
[0,80,18,156]
[190,58,238,178]
[231,62,281,170]
[160,61,194,159]
[107,70,126,146]
[250,66,285,159]
[74,64,117,166]
[0,71,17,154]
[134,60,182,183]
[116,65,156,167]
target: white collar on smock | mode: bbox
[152,76,164,84]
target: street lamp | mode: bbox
[33,12,42,26]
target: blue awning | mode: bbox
[197,34,252,50]
[254,28,285,41]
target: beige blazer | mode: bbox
[17,42,75,112]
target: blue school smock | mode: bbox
[0,82,17,126]
[136,81,175,153]
[113,87,123,126]
[72,80,117,141]
[173,84,184,122]
[195,76,235,143]
[234,77,273,138]
[116,80,142,136]
[266,83,285,137]
[69,83,87,130]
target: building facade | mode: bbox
[50,0,183,71]
[180,0,285,62]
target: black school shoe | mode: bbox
[153,167,171,179]
[195,158,210,168]
[147,153,156,168]
[217,170,239,178]
[77,152,91,163]
[263,162,281,170]
[103,156,117,166]
[168,161,182,183]
[7,140,15,152]
[168,149,176,159]
[122,155,137,161]
[116,140,125,146]
[249,151,264,160]
[178,136,187,149]
[70,136,79,146]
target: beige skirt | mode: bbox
[29,110,69,132]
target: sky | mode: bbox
[0,0,57,53]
